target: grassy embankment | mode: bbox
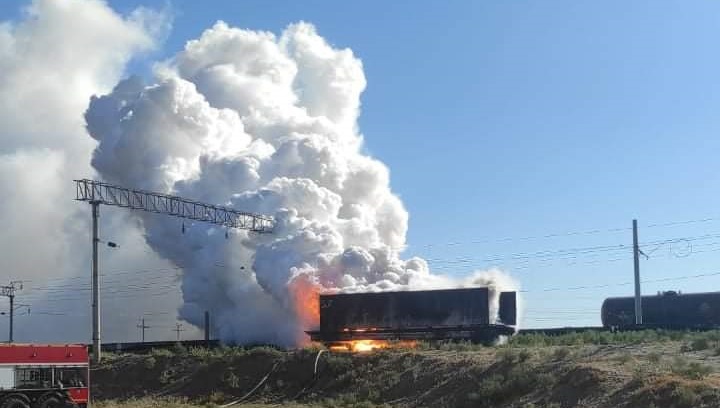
[94,330,720,408]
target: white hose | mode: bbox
[313,349,326,376]
[220,361,279,407]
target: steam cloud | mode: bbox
[0,0,157,283]
[0,0,184,343]
[84,21,519,346]
[0,1,518,345]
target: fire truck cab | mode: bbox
[0,345,89,408]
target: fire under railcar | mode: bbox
[602,291,720,329]
[307,287,517,346]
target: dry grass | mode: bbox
[95,399,319,408]
[93,332,720,408]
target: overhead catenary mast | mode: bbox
[1,282,22,343]
[74,179,274,362]
[137,318,150,343]
[173,323,186,341]
[632,219,643,325]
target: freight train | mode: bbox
[307,287,517,348]
[602,290,720,329]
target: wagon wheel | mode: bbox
[36,395,62,408]
[1,397,30,408]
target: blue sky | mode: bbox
[4,0,720,328]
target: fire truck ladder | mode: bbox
[74,179,274,362]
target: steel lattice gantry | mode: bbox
[74,179,274,361]
[74,179,274,232]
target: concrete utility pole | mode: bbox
[173,323,185,341]
[632,219,643,325]
[91,201,101,361]
[137,318,150,343]
[1,282,22,343]
[204,311,210,347]
[9,294,13,343]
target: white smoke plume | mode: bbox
[85,21,519,346]
[0,0,180,343]
[0,0,157,282]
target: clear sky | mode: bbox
[3,0,720,329]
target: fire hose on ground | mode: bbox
[220,361,280,407]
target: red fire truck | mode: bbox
[0,344,89,408]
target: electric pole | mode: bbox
[137,318,150,343]
[632,219,643,325]
[91,201,100,361]
[1,282,22,343]
[173,323,185,341]
[204,311,210,347]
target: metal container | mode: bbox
[309,287,518,344]
[601,291,720,328]
[319,287,492,333]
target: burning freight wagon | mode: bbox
[307,287,517,351]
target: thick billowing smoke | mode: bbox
[0,0,181,343]
[86,22,518,346]
[0,0,157,283]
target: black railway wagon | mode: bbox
[307,287,517,344]
[602,291,720,329]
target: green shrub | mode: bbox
[223,372,240,388]
[321,394,387,408]
[551,347,570,361]
[497,347,517,363]
[688,337,710,351]
[517,348,532,362]
[646,352,662,364]
[476,374,504,401]
[303,342,325,353]
[438,340,481,352]
[246,345,283,358]
[466,391,481,402]
[143,356,157,370]
[615,353,633,364]
[94,397,192,408]
[159,369,175,384]
[172,342,188,356]
[509,329,720,347]
[207,390,225,404]
[150,348,173,358]
[671,384,702,408]
[631,366,645,385]
[188,347,214,358]
[670,357,713,380]
[473,365,550,404]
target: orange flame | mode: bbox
[329,339,417,353]
[288,274,321,340]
